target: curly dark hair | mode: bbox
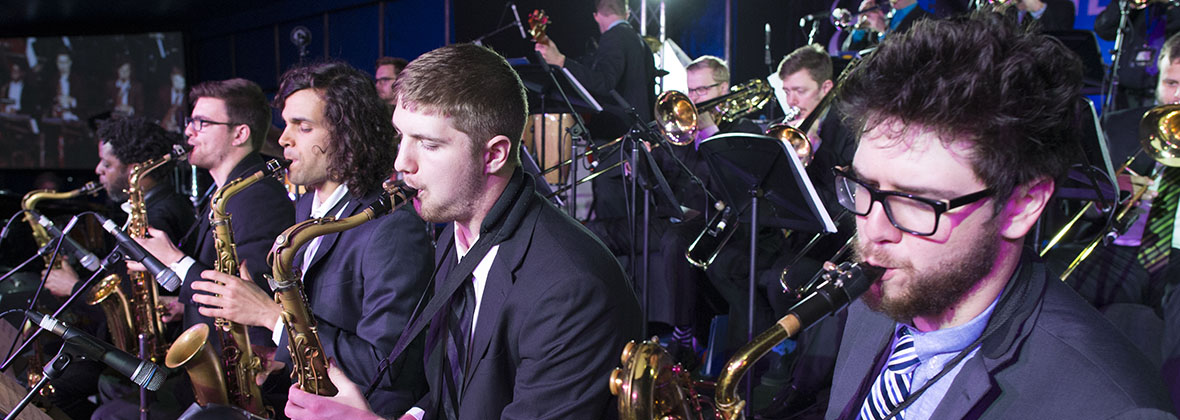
[274,61,396,197]
[96,116,183,173]
[838,12,1083,209]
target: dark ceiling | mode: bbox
[0,0,283,37]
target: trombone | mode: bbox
[1054,104,1180,281]
[542,79,775,198]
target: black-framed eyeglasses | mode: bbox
[184,117,239,132]
[688,83,722,96]
[832,166,993,236]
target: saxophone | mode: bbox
[609,262,882,420]
[91,146,188,366]
[165,159,286,415]
[21,181,108,397]
[265,180,416,396]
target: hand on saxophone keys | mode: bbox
[286,360,384,420]
[41,255,80,298]
[190,261,283,330]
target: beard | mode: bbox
[856,218,1000,323]
[105,178,130,203]
[416,160,486,224]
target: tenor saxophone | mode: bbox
[92,145,188,366]
[165,159,286,415]
[21,181,109,397]
[266,180,416,396]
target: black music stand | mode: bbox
[510,59,602,216]
[697,132,835,412]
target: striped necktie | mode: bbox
[1138,166,1180,279]
[859,327,919,420]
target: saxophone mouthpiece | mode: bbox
[384,180,419,202]
[170,144,190,161]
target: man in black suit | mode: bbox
[45,116,194,299]
[284,43,642,420]
[823,14,1173,419]
[192,61,433,417]
[120,78,295,416]
[1064,32,1180,311]
[536,0,657,254]
[40,116,194,420]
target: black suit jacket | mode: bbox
[178,153,295,345]
[275,188,432,416]
[420,169,642,419]
[1104,105,1157,176]
[826,251,1176,419]
[563,22,657,140]
[143,182,195,243]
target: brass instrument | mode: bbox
[1055,104,1180,281]
[655,79,775,146]
[93,145,188,367]
[610,262,882,419]
[166,159,286,415]
[683,109,815,270]
[20,182,105,397]
[265,180,417,396]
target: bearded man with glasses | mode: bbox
[817,13,1175,420]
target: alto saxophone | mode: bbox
[92,145,188,366]
[21,181,111,397]
[265,180,416,396]
[165,159,286,415]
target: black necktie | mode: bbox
[442,276,476,415]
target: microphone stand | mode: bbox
[472,23,522,46]
[1101,0,1133,122]
[0,249,122,372]
[3,344,72,420]
[535,52,592,217]
[0,249,52,285]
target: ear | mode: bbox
[231,124,251,148]
[1000,176,1054,240]
[484,135,512,175]
[820,79,834,97]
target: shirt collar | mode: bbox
[607,19,627,31]
[901,287,1002,364]
[310,184,350,219]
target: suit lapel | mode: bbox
[830,301,895,419]
[460,198,540,396]
[928,355,995,420]
[304,196,362,274]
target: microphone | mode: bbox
[511,3,528,40]
[800,11,831,27]
[764,23,772,67]
[93,213,180,292]
[25,310,164,391]
[31,211,100,272]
